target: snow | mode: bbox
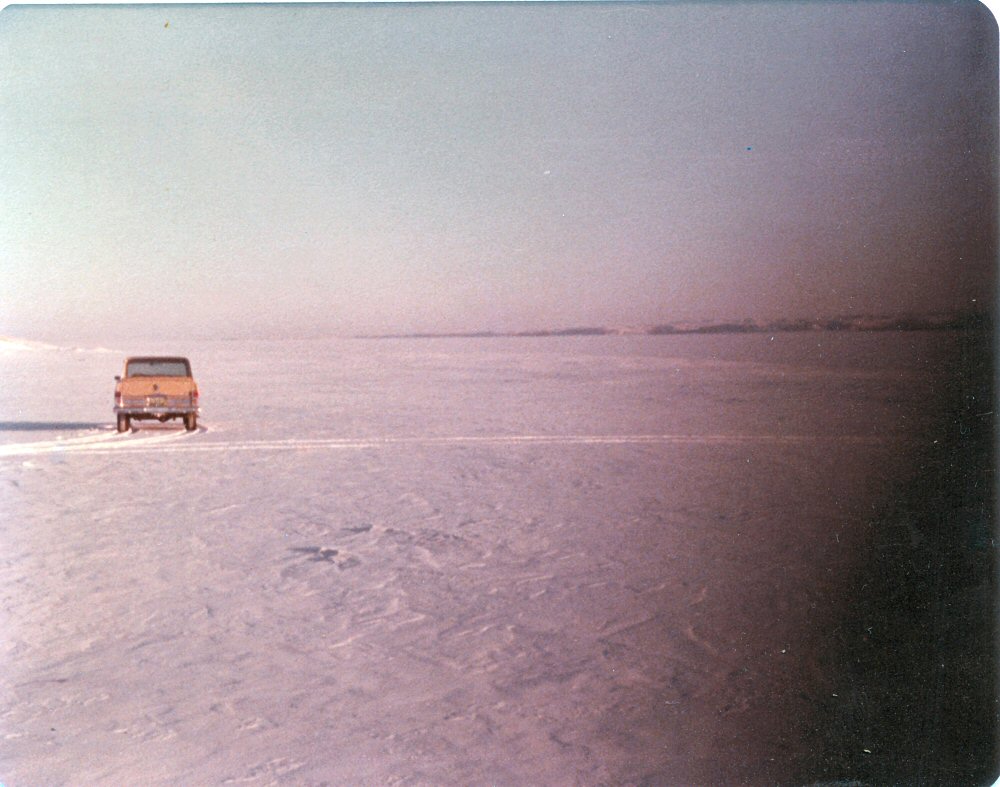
[0,332,986,783]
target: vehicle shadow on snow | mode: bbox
[0,421,111,431]
[126,422,206,434]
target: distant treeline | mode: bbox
[649,311,993,335]
[358,311,992,340]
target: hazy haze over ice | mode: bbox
[0,2,995,341]
[0,5,996,777]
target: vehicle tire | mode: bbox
[184,413,197,431]
[117,414,130,433]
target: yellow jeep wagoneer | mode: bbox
[114,356,200,432]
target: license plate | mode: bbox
[149,396,166,406]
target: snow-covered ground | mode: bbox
[0,332,989,783]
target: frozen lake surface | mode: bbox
[1,332,993,784]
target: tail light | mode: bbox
[192,386,199,404]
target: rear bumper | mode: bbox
[114,406,199,416]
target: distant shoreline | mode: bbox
[356,311,991,340]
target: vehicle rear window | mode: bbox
[126,359,190,377]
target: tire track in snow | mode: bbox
[0,425,201,458]
[0,432,892,458]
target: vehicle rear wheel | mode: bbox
[117,413,130,433]
[184,413,197,431]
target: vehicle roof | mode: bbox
[125,356,191,363]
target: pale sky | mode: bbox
[0,2,996,340]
